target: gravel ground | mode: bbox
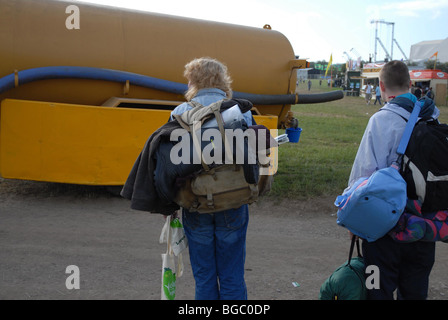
[0,178,447,300]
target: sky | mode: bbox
[73,0,448,64]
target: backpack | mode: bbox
[319,237,367,300]
[400,111,448,213]
[170,99,274,213]
[335,166,407,242]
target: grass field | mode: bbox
[269,79,448,200]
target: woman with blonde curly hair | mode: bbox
[183,57,233,102]
[170,57,252,300]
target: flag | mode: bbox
[430,51,438,70]
[325,54,333,77]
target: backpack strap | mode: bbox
[187,99,234,164]
[396,100,422,155]
[173,99,231,171]
[172,111,211,172]
[172,113,191,132]
[187,100,203,110]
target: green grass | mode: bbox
[268,79,448,200]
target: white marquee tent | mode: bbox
[410,38,448,63]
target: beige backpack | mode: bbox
[172,100,272,213]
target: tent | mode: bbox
[410,38,448,63]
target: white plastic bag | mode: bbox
[160,215,187,300]
[159,215,188,256]
[161,254,177,300]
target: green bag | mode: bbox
[319,238,367,300]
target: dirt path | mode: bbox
[0,179,447,300]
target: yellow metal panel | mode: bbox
[0,99,278,185]
[0,99,170,185]
[252,115,278,133]
[253,115,279,176]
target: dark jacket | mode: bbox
[120,99,253,215]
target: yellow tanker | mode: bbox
[0,0,342,185]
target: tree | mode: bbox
[424,61,448,73]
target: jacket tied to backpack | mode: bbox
[121,98,275,215]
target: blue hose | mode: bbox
[0,66,187,95]
[0,66,343,105]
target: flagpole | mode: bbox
[431,52,438,70]
[325,53,333,87]
[330,65,333,88]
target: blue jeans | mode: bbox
[374,95,382,105]
[182,205,249,300]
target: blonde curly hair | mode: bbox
[183,57,233,101]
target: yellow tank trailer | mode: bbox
[0,0,342,185]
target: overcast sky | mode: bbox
[74,0,448,64]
